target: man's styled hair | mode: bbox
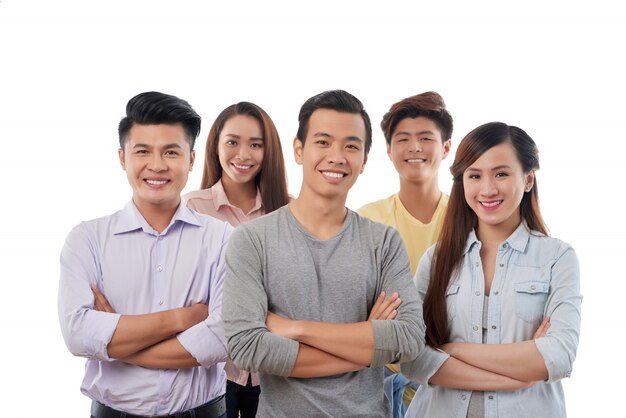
[296,90,372,154]
[380,91,453,145]
[118,91,202,150]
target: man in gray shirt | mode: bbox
[223,90,425,417]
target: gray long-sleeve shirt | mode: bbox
[223,206,425,417]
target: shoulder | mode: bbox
[351,211,404,249]
[523,231,577,266]
[183,188,215,209]
[356,195,396,222]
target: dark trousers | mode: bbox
[225,378,260,418]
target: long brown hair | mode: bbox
[200,102,289,213]
[423,122,548,348]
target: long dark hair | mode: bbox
[200,102,289,213]
[423,122,548,348]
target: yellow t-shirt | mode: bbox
[357,193,449,276]
[357,193,449,406]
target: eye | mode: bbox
[315,139,329,146]
[346,144,361,151]
[396,137,408,142]
[467,174,480,180]
[135,149,149,155]
[250,142,264,149]
[225,140,237,146]
[495,172,509,178]
[164,150,180,156]
[419,137,433,141]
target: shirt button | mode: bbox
[473,325,479,331]
[160,399,167,405]
[461,394,467,400]
[475,262,479,267]
[157,265,163,272]
[499,263,504,267]
[158,300,163,305]
[157,236,163,241]
[531,284,537,290]
[475,291,480,296]
[494,291,499,295]
[488,395,494,400]
[492,325,497,329]
[503,243,508,248]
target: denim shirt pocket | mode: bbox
[513,279,549,323]
[446,283,461,320]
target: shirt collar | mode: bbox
[464,221,531,254]
[212,178,263,214]
[114,200,203,235]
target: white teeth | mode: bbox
[406,159,426,163]
[146,179,168,185]
[233,164,252,170]
[482,201,502,207]
[321,171,344,178]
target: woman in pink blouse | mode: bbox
[184,102,290,418]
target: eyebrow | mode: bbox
[394,130,436,137]
[131,143,183,150]
[466,165,513,172]
[313,131,363,142]
[224,133,264,141]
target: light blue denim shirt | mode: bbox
[402,222,582,418]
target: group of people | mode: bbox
[58,89,581,418]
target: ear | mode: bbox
[386,142,392,160]
[442,139,452,159]
[118,148,126,170]
[524,170,535,192]
[293,137,304,165]
[360,152,369,174]
[189,150,196,171]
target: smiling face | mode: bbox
[218,114,264,187]
[387,116,450,184]
[119,123,194,214]
[294,108,367,202]
[463,141,534,235]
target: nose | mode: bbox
[326,143,346,165]
[148,153,167,172]
[237,145,251,161]
[480,177,498,196]
[408,139,422,153]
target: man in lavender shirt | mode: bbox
[58,92,231,418]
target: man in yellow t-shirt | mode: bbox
[357,91,453,416]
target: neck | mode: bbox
[290,188,348,240]
[133,198,179,234]
[397,176,442,223]
[476,214,522,245]
[221,176,258,213]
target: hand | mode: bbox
[266,311,298,340]
[368,291,401,321]
[533,317,551,339]
[182,303,209,327]
[92,285,116,313]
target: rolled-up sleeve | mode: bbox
[223,226,299,377]
[177,225,231,367]
[534,244,582,383]
[370,229,425,366]
[58,223,121,361]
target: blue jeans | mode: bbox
[384,366,420,418]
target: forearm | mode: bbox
[120,337,199,369]
[293,321,374,367]
[108,308,191,359]
[290,343,364,378]
[445,341,548,381]
[430,357,533,391]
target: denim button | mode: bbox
[475,291,480,296]
[473,325,479,331]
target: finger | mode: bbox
[370,292,386,317]
[380,297,402,320]
[92,285,114,313]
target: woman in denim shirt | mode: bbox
[402,122,581,418]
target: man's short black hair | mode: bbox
[118,91,201,150]
[296,90,372,154]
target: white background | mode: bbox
[1,0,623,416]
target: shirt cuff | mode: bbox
[401,346,449,388]
[534,337,572,383]
[87,311,121,361]
[177,318,228,367]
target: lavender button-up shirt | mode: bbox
[58,201,232,416]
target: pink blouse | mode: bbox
[183,179,263,387]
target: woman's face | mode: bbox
[463,141,534,233]
[218,114,264,185]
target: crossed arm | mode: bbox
[91,286,207,368]
[268,291,402,377]
[426,318,550,391]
